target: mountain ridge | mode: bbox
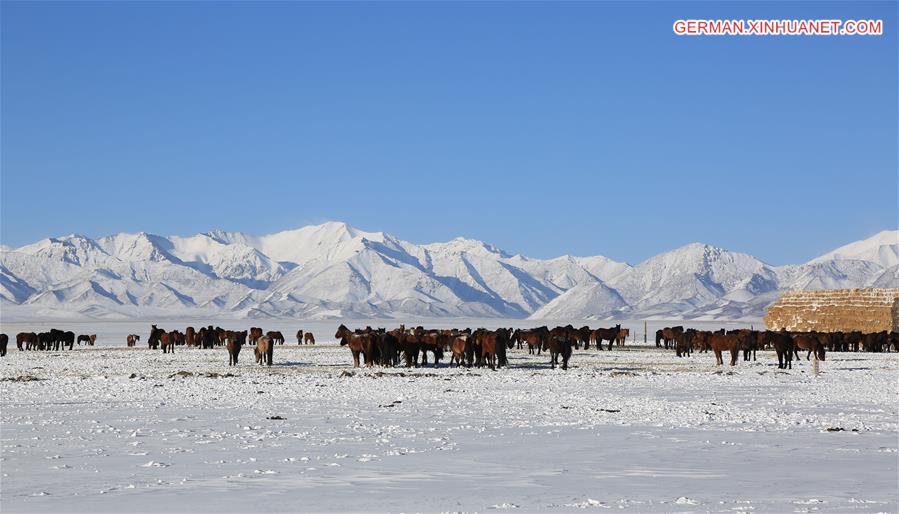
[1,224,896,321]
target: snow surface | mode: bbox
[1,223,897,321]
[1,320,896,512]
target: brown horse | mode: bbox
[255,335,273,366]
[296,329,304,344]
[249,327,263,346]
[227,333,243,366]
[676,330,693,357]
[126,334,140,347]
[267,331,285,345]
[658,326,684,349]
[185,326,196,347]
[576,326,592,349]
[592,325,620,351]
[17,332,37,351]
[615,328,629,348]
[767,331,794,369]
[862,331,888,352]
[336,325,376,367]
[0,334,7,357]
[513,328,547,355]
[77,334,96,346]
[793,334,826,361]
[709,333,741,366]
[160,332,175,354]
[304,332,315,345]
[476,331,498,370]
[545,330,573,370]
[450,335,468,367]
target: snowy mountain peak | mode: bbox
[810,230,899,268]
[425,237,511,258]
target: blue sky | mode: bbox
[2,1,896,265]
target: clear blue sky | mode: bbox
[2,1,896,265]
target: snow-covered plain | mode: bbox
[1,320,896,513]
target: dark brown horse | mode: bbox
[267,331,285,345]
[296,329,304,344]
[249,327,263,346]
[768,331,794,369]
[545,329,573,370]
[77,334,96,346]
[227,332,244,366]
[16,332,36,351]
[185,326,196,347]
[148,325,164,350]
[0,334,7,357]
[304,332,315,345]
[592,325,620,351]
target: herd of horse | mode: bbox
[138,325,317,365]
[2,323,896,371]
[334,324,629,370]
[654,326,899,368]
[2,330,96,356]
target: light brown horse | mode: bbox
[185,326,196,347]
[614,328,629,348]
[255,335,273,366]
[126,334,139,347]
[450,335,468,367]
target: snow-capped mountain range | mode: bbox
[1,222,896,321]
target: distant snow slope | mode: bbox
[1,223,895,320]
[810,230,899,268]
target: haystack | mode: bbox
[764,288,899,332]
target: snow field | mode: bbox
[1,340,896,512]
